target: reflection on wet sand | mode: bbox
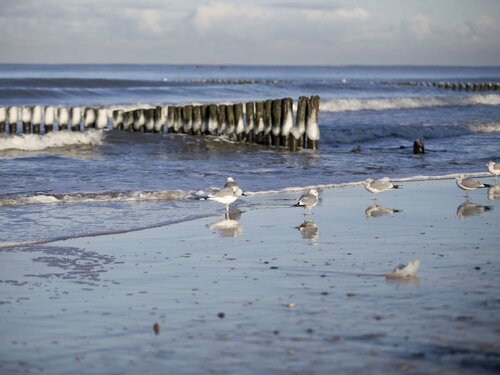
[208,210,243,237]
[364,204,401,218]
[296,220,319,242]
[456,201,493,219]
[385,276,420,288]
[487,185,500,201]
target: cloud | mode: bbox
[403,14,432,41]
[304,6,370,22]
[118,8,164,35]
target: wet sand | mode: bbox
[1,178,499,374]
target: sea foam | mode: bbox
[0,129,104,151]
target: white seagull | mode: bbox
[363,178,402,199]
[486,161,500,178]
[224,177,244,197]
[207,184,240,211]
[293,189,319,210]
[455,175,491,197]
[385,260,420,279]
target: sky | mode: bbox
[0,0,499,66]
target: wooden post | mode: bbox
[271,99,282,146]
[83,107,96,129]
[143,108,154,132]
[123,111,134,132]
[0,107,5,133]
[218,104,227,136]
[70,107,81,131]
[166,107,175,133]
[281,98,293,149]
[44,106,55,133]
[154,106,165,133]
[133,109,145,132]
[234,103,245,142]
[413,138,425,154]
[264,99,273,145]
[306,95,320,150]
[96,108,108,130]
[245,102,255,143]
[192,105,202,135]
[173,107,182,133]
[112,109,124,130]
[295,96,308,149]
[21,106,32,133]
[207,104,218,135]
[182,105,193,134]
[58,107,69,131]
[7,106,18,134]
[225,104,236,140]
[201,105,208,134]
[32,105,42,134]
[254,101,265,144]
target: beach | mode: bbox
[1,178,499,374]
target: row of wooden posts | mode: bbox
[0,96,320,150]
[390,81,500,91]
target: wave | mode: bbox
[0,130,104,151]
[0,189,196,207]
[320,94,500,113]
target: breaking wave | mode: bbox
[0,129,104,151]
[320,94,500,113]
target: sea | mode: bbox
[1,64,499,246]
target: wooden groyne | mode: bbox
[384,81,500,91]
[0,96,321,150]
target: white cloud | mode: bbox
[304,7,370,22]
[404,14,432,41]
[118,8,164,35]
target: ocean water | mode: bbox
[0,64,499,246]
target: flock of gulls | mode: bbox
[204,161,499,280]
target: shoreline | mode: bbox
[0,178,499,374]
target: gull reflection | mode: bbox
[296,219,319,242]
[456,201,493,219]
[487,185,500,201]
[365,204,401,218]
[208,210,243,237]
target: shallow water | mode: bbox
[0,180,499,374]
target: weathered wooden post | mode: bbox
[207,104,218,135]
[201,105,208,134]
[234,103,245,141]
[133,109,145,132]
[271,99,282,146]
[281,97,293,148]
[217,104,227,136]
[154,106,165,133]
[70,107,81,131]
[44,106,55,133]
[112,109,124,130]
[413,138,425,154]
[295,96,308,149]
[225,104,236,140]
[306,95,320,150]
[264,99,273,145]
[254,101,265,144]
[245,101,255,143]
[182,105,193,134]
[173,107,182,133]
[32,105,42,134]
[7,106,18,134]
[96,108,108,130]
[166,106,175,133]
[58,107,69,131]
[123,111,134,132]
[144,108,155,132]
[83,107,96,129]
[0,107,6,133]
[192,105,203,135]
[21,106,32,133]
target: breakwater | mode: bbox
[384,81,500,91]
[0,96,320,150]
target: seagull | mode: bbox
[224,177,244,197]
[363,178,402,199]
[207,185,240,211]
[364,204,401,218]
[293,189,319,211]
[455,175,491,197]
[385,260,420,279]
[487,161,500,178]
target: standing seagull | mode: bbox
[487,161,500,179]
[207,185,240,212]
[363,178,402,199]
[455,175,491,198]
[224,177,244,197]
[293,189,319,212]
